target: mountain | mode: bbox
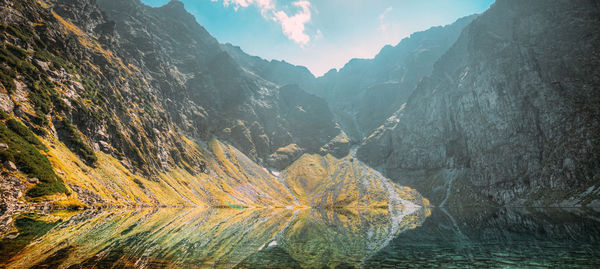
[0,0,425,211]
[1,0,598,211]
[357,0,600,206]
[93,0,344,164]
[313,15,477,139]
[0,0,304,208]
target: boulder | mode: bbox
[4,161,17,171]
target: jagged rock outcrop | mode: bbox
[358,0,600,206]
[222,43,317,93]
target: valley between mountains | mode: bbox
[0,0,598,214]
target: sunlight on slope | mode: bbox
[41,136,296,208]
[282,153,429,209]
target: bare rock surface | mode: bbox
[358,0,600,206]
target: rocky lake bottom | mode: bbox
[1,206,600,268]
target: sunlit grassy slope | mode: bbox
[40,136,295,208]
[282,153,429,209]
[38,138,428,209]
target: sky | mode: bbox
[141,0,495,76]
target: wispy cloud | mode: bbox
[378,7,393,32]
[213,0,315,46]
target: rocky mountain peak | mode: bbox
[0,0,597,211]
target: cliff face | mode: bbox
[358,0,600,206]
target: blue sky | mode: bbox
[141,0,495,76]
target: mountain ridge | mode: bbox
[0,0,427,213]
[0,0,598,213]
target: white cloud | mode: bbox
[378,7,392,32]
[215,0,314,46]
[272,1,312,46]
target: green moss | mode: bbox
[0,45,37,82]
[0,65,16,93]
[0,24,33,42]
[0,45,22,67]
[29,82,53,126]
[0,44,52,105]
[27,180,70,198]
[0,119,68,197]
[0,110,9,120]
[59,118,97,165]
[6,119,45,150]
[34,50,73,72]
[52,94,69,113]
[6,43,29,58]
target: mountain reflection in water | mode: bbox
[0,205,427,268]
[3,207,600,268]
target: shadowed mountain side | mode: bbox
[314,15,478,140]
[357,0,600,207]
[94,0,343,164]
[222,43,317,93]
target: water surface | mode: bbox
[1,206,600,268]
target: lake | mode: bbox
[1,206,600,268]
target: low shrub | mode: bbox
[59,118,97,165]
[0,119,68,197]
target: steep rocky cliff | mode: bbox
[358,0,600,206]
